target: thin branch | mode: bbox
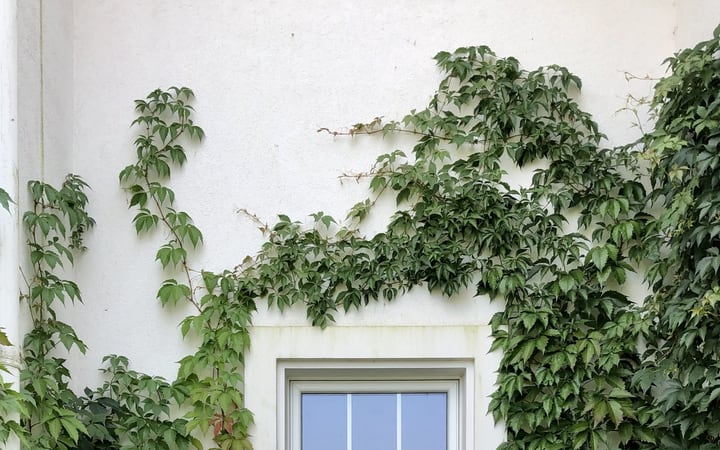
[317,126,453,142]
[145,172,202,314]
[235,208,270,235]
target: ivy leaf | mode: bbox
[607,400,624,425]
[396,187,411,205]
[592,399,608,426]
[589,246,609,270]
[47,417,61,440]
[558,274,575,293]
[157,279,191,306]
[0,188,13,212]
[202,271,219,291]
[0,328,11,346]
[133,209,159,234]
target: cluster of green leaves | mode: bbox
[633,25,720,449]
[0,187,13,212]
[68,355,201,450]
[7,172,202,450]
[0,188,23,446]
[0,375,25,445]
[19,175,95,449]
[422,48,655,449]
[121,87,253,450]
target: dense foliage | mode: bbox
[0,25,718,450]
[634,25,720,449]
[315,47,654,449]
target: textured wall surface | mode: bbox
[0,3,19,450]
[7,1,720,448]
[0,0,18,351]
[68,0,680,381]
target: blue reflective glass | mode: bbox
[302,394,347,450]
[352,393,396,450]
[401,393,447,450]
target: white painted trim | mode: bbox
[281,359,471,450]
[256,326,493,449]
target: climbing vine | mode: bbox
[120,87,253,450]
[262,48,654,449]
[633,25,720,449]
[114,46,657,449]
[19,175,94,449]
[1,24,718,450]
[0,190,25,447]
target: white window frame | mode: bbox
[278,359,473,450]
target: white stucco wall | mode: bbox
[0,2,19,450]
[15,0,76,387]
[0,0,18,353]
[675,0,720,50]
[6,1,720,448]
[18,0,74,185]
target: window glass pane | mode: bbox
[401,393,447,450]
[302,394,347,450]
[352,393,396,450]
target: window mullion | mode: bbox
[347,393,352,450]
[396,393,402,450]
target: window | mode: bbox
[293,380,456,450]
[279,360,471,450]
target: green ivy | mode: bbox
[633,25,720,449]
[0,187,13,212]
[115,45,657,449]
[262,46,654,449]
[19,175,95,450]
[121,87,253,450]
[70,354,201,450]
[111,41,697,449]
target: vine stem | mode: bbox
[145,172,202,314]
[338,168,396,183]
[235,208,269,234]
[30,199,45,325]
[139,107,203,314]
[317,126,453,141]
